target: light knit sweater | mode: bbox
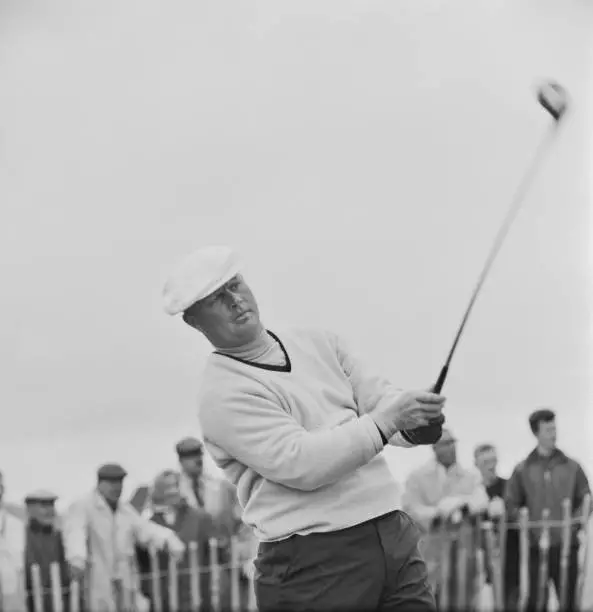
[198,327,414,542]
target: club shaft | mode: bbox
[433,121,561,393]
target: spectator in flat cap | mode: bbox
[97,463,128,481]
[0,470,28,612]
[62,464,186,612]
[23,491,76,612]
[176,436,253,609]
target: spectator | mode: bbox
[474,443,519,608]
[403,428,488,605]
[62,463,186,612]
[0,471,27,612]
[136,469,215,612]
[505,408,591,611]
[583,512,593,611]
[176,437,254,607]
[176,438,239,537]
[23,490,75,612]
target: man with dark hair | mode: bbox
[474,444,505,502]
[505,408,591,611]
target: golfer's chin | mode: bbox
[232,312,262,335]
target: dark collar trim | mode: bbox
[213,330,292,373]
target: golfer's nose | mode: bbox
[229,292,244,308]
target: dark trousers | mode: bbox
[254,510,436,612]
[524,544,579,611]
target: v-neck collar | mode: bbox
[213,330,292,373]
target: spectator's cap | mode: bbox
[433,427,456,446]
[176,437,204,458]
[163,246,242,316]
[97,463,128,482]
[24,490,58,505]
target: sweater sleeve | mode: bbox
[330,332,404,416]
[199,386,384,492]
[330,332,415,448]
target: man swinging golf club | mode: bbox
[163,245,446,611]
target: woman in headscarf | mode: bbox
[136,470,215,612]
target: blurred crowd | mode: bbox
[0,407,591,612]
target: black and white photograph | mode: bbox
[1,0,592,610]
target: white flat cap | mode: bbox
[163,246,242,315]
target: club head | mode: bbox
[537,81,568,122]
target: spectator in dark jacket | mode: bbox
[136,470,215,612]
[505,408,591,611]
[23,491,80,612]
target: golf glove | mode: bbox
[400,417,445,445]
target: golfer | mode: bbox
[163,245,446,611]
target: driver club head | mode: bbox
[537,81,569,122]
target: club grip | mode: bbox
[432,364,449,394]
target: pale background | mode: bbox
[0,0,591,510]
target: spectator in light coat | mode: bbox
[403,428,488,604]
[0,471,27,612]
[62,463,186,612]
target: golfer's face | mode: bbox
[195,275,261,345]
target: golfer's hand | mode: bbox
[371,390,445,440]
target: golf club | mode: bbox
[432,81,569,394]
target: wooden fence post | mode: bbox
[188,541,201,610]
[168,551,179,612]
[497,506,508,612]
[209,538,220,612]
[576,493,592,609]
[150,546,163,612]
[246,560,257,612]
[49,563,64,612]
[558,498,572,610]
[536,508,551,611]
[31,564,44,612]
[517,507,530,612]
[230,537,241,612]
[69,579,80,612]
[438,523,453,612]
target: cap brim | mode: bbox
[164,262,242,316]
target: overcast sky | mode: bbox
[1,0,591,507]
